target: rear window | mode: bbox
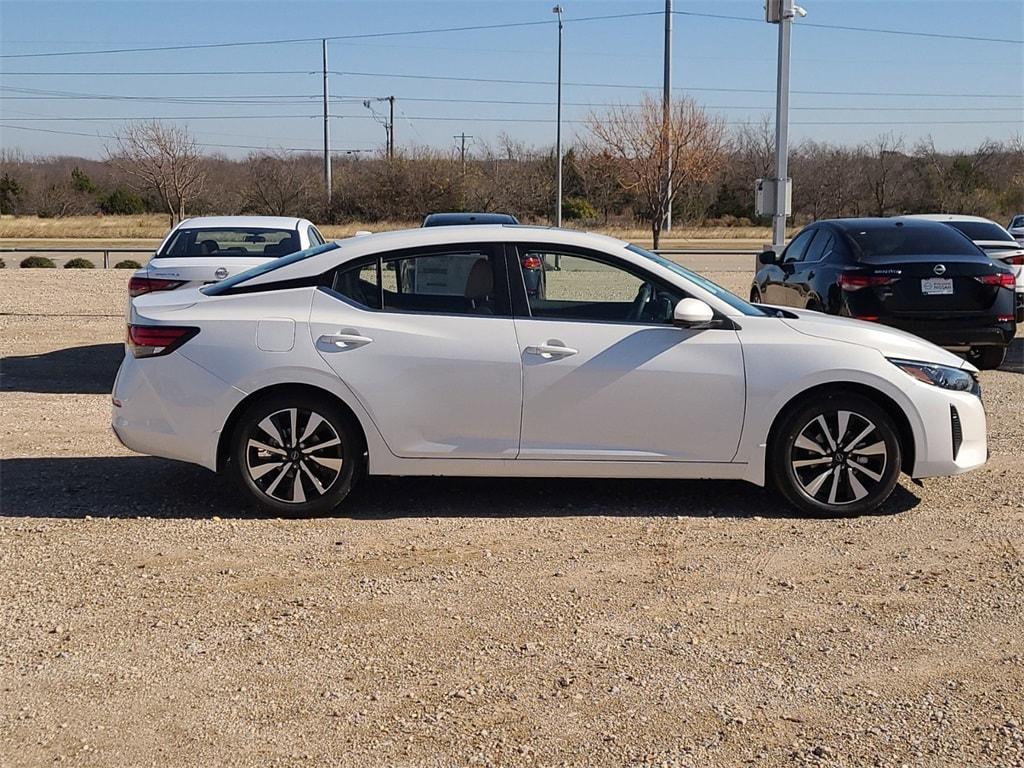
[201,242,339,296]
[941,221,1016,243]
[160,227,300,258]
[844,223,979,258]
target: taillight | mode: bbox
[837,273,896,291]
[128,276,187,297]
[974,273,1015,289]
[521,255,543,270]
[126,324,198,358]
[999,254,1024,266]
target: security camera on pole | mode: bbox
[757,0,806,256]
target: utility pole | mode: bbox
[455,132,473,172]
[553,5,564,227]
[387,95,395,159]
[663,0,673,232]
[322,39,332,202]
[766,0,804,251]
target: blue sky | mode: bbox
[1,0,1021,159]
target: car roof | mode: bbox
[175,216,306,230]
[423,212,519,225]
[819,217,951,232]
[901,213,996,224]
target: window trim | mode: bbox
[507,242,705,328]
[321,241,513,319]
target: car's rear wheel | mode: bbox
[228,392,363,516]
[750,287,762,303]
[967,346,1005,370]
[769,392,902,517]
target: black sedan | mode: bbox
[751,217,1017,369]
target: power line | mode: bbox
[0,11,660,59]
[0,123,370,153]
[671,10,1024,44]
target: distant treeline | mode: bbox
[2,126,1021,228]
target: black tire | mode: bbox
[769,392,902,517]
[750,287,762,303]
[227,391,364,516]
[968,346,1005,371]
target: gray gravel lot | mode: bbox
[1,269,1022,768]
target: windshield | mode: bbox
[201,242,339,295]
[626,244,767,317]
[1010,216,1024,229]
[160,227,300,258]
[942,220,1015,243]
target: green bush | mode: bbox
[562,197,598,222]
[64,257,95,269]
[114,259,142,269]
[20,256,56,268]
[100,186,145,215]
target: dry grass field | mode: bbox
[1,268,1022,767]
[0,214,778,252]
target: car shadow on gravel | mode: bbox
[0,456,920,521]
[999,338,1023,374]
[1,343,123,394]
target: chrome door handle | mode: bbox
[525,343,578,358]
[319,333,373,347]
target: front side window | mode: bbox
[161,227,301,258]
[329,246,505,316]
[519,248,681,324]
[803,231,835,262]
[782,229,817,263]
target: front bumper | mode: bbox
[910,384,987,479]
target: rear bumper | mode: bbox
[884,318,1016,350]
[111,351,243,471]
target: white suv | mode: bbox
[128,216,326,300]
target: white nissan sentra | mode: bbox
[112,226,987,517]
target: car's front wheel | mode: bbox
[769,392,902,517]
[967,346,1005,371]
[227,391,363,516]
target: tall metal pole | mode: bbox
[388,96,395,159]
[771,1,794,250]
[322,39,332,202]
[553,5,563,228]
[663,0,673,232]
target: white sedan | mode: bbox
[112,226,988,517]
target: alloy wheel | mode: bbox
[245,407,344,504]
[790,410,887,506]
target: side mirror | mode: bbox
[673,298,715,328]
[758,250,777,265]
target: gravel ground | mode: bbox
[1,270,1022,768]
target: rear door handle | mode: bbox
[318,333,373,348]
[525,343,578,359]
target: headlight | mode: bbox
[888,358,978,394]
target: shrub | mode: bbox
[114,259,142,269]
[100,186,146,215]
[562,197,598,221]
[20,256,56,268]
[64,257,95,269]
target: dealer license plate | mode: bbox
[921,278,953,295]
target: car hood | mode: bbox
[776,307,976,371]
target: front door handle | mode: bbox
[319,333,373,348]
[525,343,578,359]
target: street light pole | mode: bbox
[322,39,332,203]
[663,0,672,232]
[553,4,564,228]
[769,0,804,251]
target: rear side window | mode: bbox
[328,245,508,316]
[309,227,326,246]
[202,242,340,295]
[161,228,300,257]
[846,223,980,258]
[804,231,835,262]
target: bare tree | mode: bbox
[585,95,726,247]
[862,132,907,217]
[107,121,205,226]
[242,151,317,216]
